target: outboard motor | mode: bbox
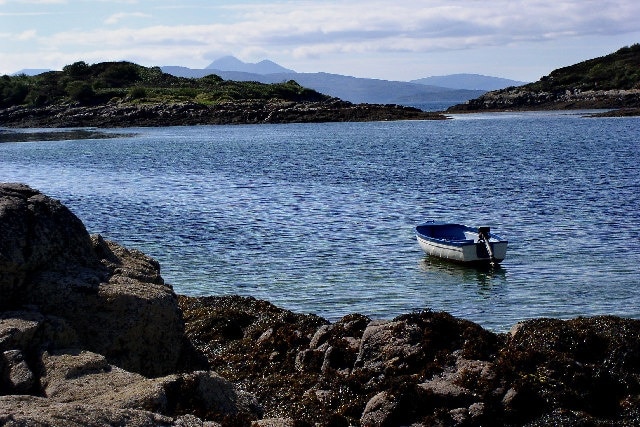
[477,226,495,265]
[478,226,491,241]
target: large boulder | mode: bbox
[0,183,186,376]
[0,183,261,425]
[0,395,218,427]
[38,350,262,421]
[0,183,95,308]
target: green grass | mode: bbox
[1,61,330,108]
[525,44,640,92]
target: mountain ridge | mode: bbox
[9,56,519,106]
[161,65,487,105]
[411,73,528,91]
[205,56,295,74]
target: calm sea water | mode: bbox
[1,111,639,331]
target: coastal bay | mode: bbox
[2,114,639,332]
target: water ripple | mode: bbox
[1,114,639,331]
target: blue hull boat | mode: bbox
[416,221,508,264]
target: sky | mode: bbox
[1,0,639,82]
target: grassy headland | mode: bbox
[0,61,444,127]
[1,61,329,108]
[448,44,640,113]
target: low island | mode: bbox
[0,61,444,129]
[2,183,640,426]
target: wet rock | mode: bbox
[354,319,424,375]
[179,294,328,421]
[1,349,34,394]
[299,313,368,376]
[360,391,397,426]
[497,316,640,424]
[0,183,187,376]
[0,100,446,128]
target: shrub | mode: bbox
[128,86,147,100]
[66,81,96,104]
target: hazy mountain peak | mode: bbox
[206,56,295,75]
[11,68,52,76]
[411,73,528,91]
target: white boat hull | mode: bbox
[416,234,508,263]
[415,222,508,264]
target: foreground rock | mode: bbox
[0,183,261,425]
[2,183,640,426]
[182,297,640,426]
[0,99,445,128]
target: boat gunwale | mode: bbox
[415,221,508,246]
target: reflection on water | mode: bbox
[0,128,131,143]
[418,256,507,294]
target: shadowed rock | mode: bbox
[0,183,260,425]
[0,183,184,376]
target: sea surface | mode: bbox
[1,111,639,331]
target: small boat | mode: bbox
[416,221,508,265]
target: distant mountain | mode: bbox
[411,74,528,91]
[161,66,485,105]
[205,56,295,74]
[11,69,52,76]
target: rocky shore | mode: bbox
[0,99,444,128]
[2,183,640,426]
[447,88,640,113]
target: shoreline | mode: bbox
[3,182,640,425]
[0,99,446,129]
[2,103,637,138]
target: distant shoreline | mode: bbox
[442,107,640,117]
[0,129,131,143]
[2,104,636,141]
[0,100,447,129]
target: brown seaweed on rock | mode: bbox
[179,294,640,426]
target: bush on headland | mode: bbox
[2,182,640,426]
[1,61,329,108]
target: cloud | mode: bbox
[3,0,639,78]
[104,12,151,25]
[16,29,38,41]
[26,0,636,69]
[0,0,66,3]
[23,1,640,51]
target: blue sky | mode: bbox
[1,0,639,82]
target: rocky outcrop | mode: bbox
[0,183,185,376]
[3,183,640,426]
[448,88,640,112]
[0,99,445,128]
[181,296,640,426]
[0,183,261,425]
